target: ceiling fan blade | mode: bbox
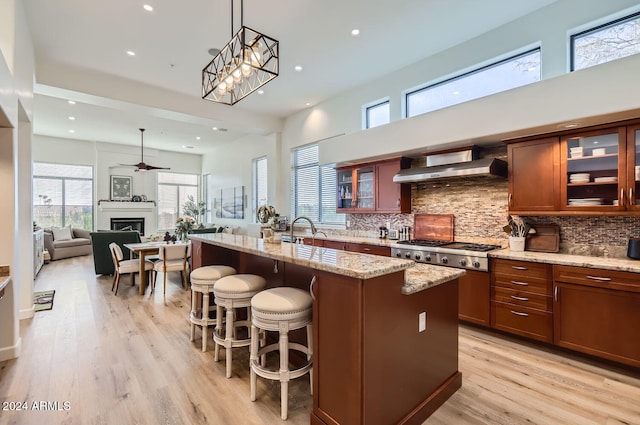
[145,165,171,171]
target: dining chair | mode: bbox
[153,242,191,301]
[108,242,155,295]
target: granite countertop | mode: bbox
[290,232,399,247]
[190,233,414,279]
[403,264,466,295]
[490,248,640,274]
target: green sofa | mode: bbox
[90,230,142,275]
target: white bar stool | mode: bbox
[213,274,267,378]
[189,265,237,352]
[249,287,313,420]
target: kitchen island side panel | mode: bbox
[363,275,460,425]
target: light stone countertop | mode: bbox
[290,232,400,247]
[490,248,640,274]
[0,265,10,292]
[190,233,415,280]
[403,264,466,295]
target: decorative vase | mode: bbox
[509,236,526,252]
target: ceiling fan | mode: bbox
[120,128,170,172]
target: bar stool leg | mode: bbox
[280,329,289,420]
[214,305,223,362]
[307,323,313,395]
[225,305,234,378]
[250,324,259,402]
[190,291,197,342]
[202,292,210,352]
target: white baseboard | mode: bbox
[19,306,35,320]
[0,337,22,361]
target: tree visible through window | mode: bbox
[571,12,640,71]
[33,162,94,230]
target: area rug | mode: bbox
[34,290,55,312]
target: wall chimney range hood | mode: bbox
[392,147,507,183]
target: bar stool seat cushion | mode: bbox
[191,265,237,285]
[214,274,266,299]
[251,287,312,322]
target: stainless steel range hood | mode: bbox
[392,148,507,183]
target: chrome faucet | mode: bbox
[290,216,318,243]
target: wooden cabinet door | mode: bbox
[626,124,640,211]
[337,168,355,212]
[458,270,490,326]
[508,137,560,212]
[344,242,390,257]
[553,282,640,367]
[375,158,411,213]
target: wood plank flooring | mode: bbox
[0,256,638,424]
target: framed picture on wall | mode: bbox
[110,175,132,201]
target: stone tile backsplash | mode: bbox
[347,176,640,255]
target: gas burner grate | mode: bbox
[396,239,451,247]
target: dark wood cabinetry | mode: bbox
[507,137,560,213]
[553,265,640,367]
[507,119,640,215]
[337,157,410,213]
[458,270,490,326]
[344,242,390,256]
[490,258,553,343]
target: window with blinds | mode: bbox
[291,144,345,225]
[157,172,199,230]
[33,162,94,230]
[253,157,268,222]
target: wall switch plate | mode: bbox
[419,312,426,332]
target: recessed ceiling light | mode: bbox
[351,29,360,36]
[452,90,460,95]
[69,129,75,134]
[195,136,201,140]
[213,127,218,131]
[67,100,76,105]
[305,102,311,106]
[127,50,136,56]
[257,90,264,95]
[182,145,194,149]
[294,65,303,72]
[143,4,153,12]
[527,66,537,72]
[68,116,75,120]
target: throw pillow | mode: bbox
[52,226,73,241]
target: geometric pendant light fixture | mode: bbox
[202,0,279,105]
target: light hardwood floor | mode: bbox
[1,256,638,425]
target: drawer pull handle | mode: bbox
[510,295,529,301]
[363,248,372,251]
[554,286,558,302]
[510,280,529,286]
[586,275,611,282]
[511,266,528,270]
[510,310,529,317]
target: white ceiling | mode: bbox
[23,0,558,155]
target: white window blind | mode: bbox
[291,144,344,225]
[33,162,94,230]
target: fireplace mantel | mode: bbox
[99,201,156,212]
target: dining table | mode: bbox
[124,241,189,295]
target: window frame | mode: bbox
[156,171,200,231]
[32,162,94,230]
[570,10,640,71]
[252,156,268,223]
[404,47,541,118]
[363,98,390,129]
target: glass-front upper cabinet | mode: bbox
[561,127,625,210]
[355,166,375,210]
[337,169,354,210]
[627,125,640,211]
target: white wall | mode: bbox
[201,133,280,233]
[32,135,202,235]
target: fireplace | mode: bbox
[111,217,145,235]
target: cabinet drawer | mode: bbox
[344,243,390,257]
[323,240,346,251]
[492,276,551,296]
[492,258,552,279]
[554,265,640,293]
[492,286,551,311]
[491,301,553,343]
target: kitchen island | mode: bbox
[189,233,465,425]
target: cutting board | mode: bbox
[413,214,454,241]
[525,224,560,253]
